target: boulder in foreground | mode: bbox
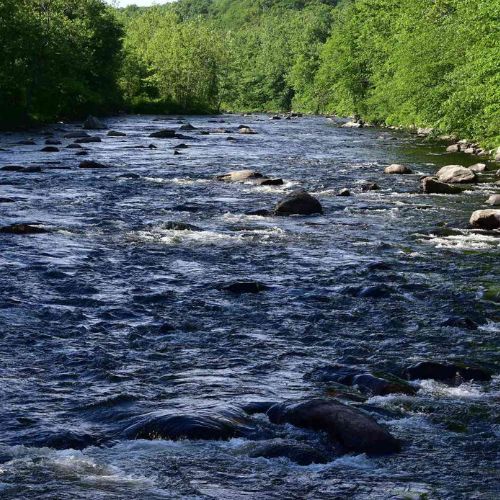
[436,165,476,184]
[469,209,500,230]
[421,177,463,194]
[275,190,323,216]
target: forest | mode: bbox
[1,0,499,147]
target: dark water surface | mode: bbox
[0,115,498,499]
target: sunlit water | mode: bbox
[0,115,498,499]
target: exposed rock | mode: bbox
[275,190,323,216]
[222,281,269,294]
[247,439,329,465]
[337,188,351,196]
[16,140,36,145]
[148,144,157,149]
[357,284,393,298]
[0,223,49,234]
[149,129,176,138]
[79,161,109,169]
[174,143,189,149]
[266,399,401,455]
[421,177,463,194]
[174,150,181,156]
[66,143,82,149]
[161,222,201,231]
[467,163,487,173]
[1,165,42,173]
[123,408,251,441]
[45,139,61,145]
[463,147,476,154]
[469,209,500,230]
[118,173,141,179]
[33,431,101,450]
[305,365,416,396]
[384,164,413,174]
[83,116,106,130]
[239,126,257,135]
[436,165,476,184]
[342,121,362,128]
[179,123,196,130]
[107,130,126,137]
[486,194,500,206]
[75,151,89,156]
[75,137,101,144]
[216,170,263,182]
[270,115,282,120]
[361,182,380,191]
[446,144,460,153]
[253,178,284,186]
[441,317,478,330]
[404,361,491,384]
[64,132,90,139]
[41,146,59,152]
[0,198,15,203]
[417,127,433,137]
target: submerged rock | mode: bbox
[123,408,251,441]
[1,165,42,173]
[83,115,106,130]
[179,123,196,130]
[305,365,416,396]
[404,361,491,383]
[16,140,36,145]
[107,130,127,137]
[248,439,329,465]
[361,182,380,192]
[275,190,323,216]
[421,177,463,194]
[161,221,201,231]
[64,131,90,139]
[0,223,49,234]
[216,170,263,182]
[79,161,109,169]
[75,137,101,144]
[469,209,500,230]
[267,399,401,455]
[253,177,284,186]
[337,188,351,196]
[245,209,271,217]
[45,139,61,145]
[222,281,269,294]
[41,146,59,152]
[149,129,176,138]
[384,164,413,174]
[66,143,83,149]
[441,317,478,330]
[436,165,476,184]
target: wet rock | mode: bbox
[337,188,351,196]
[123,408,251,441]
[436,165,476,184]
[161,221,201,231]
[83,115,106,130]
[486,194,500,206]
[446,144,460,153]
[175,134,194,140]
[404,361,491,383]
[245,209,271,217]
[107,130,127,137]
[75,151,89,156]
[241,402,276,415]
[0,198,15,203]
[469,163,487,173]
[33,431,101,450]
[179,123,196,130]
[16,140,36,145]
[267,399,401,455]
[248,439,329,465]
[149,129,176,138]
[305,365,415,396]
[441,317,478,330]
[275,190,323,216]
[118,173,141,179]
[75,137,101,144]
[41,146,59,152]
[253,178,284,186]
[384,164,413,174]
[1,165,42,173]
[361,182,380,191]
[222,281,269,294]
[66,143,83,149]
[45,139,61,145]
[174,143,189,149]
[469,209,500,230]
[174,150,181,156]
[239,126,257,135]
[216,170,263,182]
[79,161,109,169]
[342,121,362,128]
[0,223,49,234]
[357,285,393,298]
[270,115,282,120]
[64,131,90,139]
[421,177,463,194]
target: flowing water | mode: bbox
[0,115,498,499]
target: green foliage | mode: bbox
[0,0,122,128]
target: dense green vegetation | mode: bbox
[0,0,498,146]
[0,0,122,128]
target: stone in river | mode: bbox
[275,190,323,215]
[469,209,500,230]
[384,164,413,174]
[222,281,269,294]
[216,170,263,182]
[486,194,500,206]
[404,361,491,384]
[247,439,329,465]
[83,115,106,130]
[79,160,109,169]
[41,146,59,152]
[421,177,463,194]
[107,130,127,137]
[149,129,176,138]
[0,223,50,234]
[436,165,476,184]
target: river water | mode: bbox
[0,115,498,499]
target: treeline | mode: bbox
[0,0,122,128]
[0,0,498,147]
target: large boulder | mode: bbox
[83,116,106,130]
[384,164,413,174]
[216,170,263,182]
[469,209,500,230]
[436,165,476,184]
[486,194,500,206]
[404,361,491,384]
[247,439,329,465]
[274,190,323,216]
[468,163,487,173]
[123,408,252,441]
[421,177,463,194]
[266,399,401,455]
